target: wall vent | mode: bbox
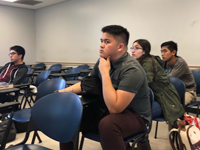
[14,0,42,6]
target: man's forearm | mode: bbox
[59,82,82,94]
[101,73,118,113]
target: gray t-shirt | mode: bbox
[90,52,151,124]
[164,56,196,92]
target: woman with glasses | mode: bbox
[131,39,185,128]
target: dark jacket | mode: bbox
[0,62,28,85]
[141,57,185,124]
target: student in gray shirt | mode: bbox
[161,41,196,105]
[58,25,151,150]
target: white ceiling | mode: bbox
[0,0,70,10]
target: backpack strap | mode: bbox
[169,128,183,150]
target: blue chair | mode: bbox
[153,76,186,139]
[185,69,200,117]
[192,69,200,97]
[34,63,46,71]
[77,64,89,77]
[8,78,66,142]
[5,92,82,150]
[20,70,51,109]
[48,63,62,73]
[79,88,154,150]
[34,70,51,86]
[22,65,31,84]
[77,64,89,70]
[64,67,80,81]
[48,64,62,79]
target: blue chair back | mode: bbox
[192,69,200,95]
[35,78,66,101]
[65,68,80,80]
[35,63,45,67]
[22,65,31,83]
[77,64,89,70]
[32,92,82,143]
[48,64,62,73]
[169,76,186,106]
[35,70,51,86]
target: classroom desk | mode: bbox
[0,88,20,94]
[31,66,46,71]
[0,88,20,102]
[66,80,80,86]
[80,69,91,74]
[61,67,73,72]
[49,72,80,80]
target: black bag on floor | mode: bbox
[0,113,16,144]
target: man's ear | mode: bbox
[172,50,177,56]
[19,54,22,59]
[118,43,124,52]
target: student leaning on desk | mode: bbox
[0,45,28,102]
[58,25,151,150]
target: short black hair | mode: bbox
[161,41,178,56]
[10,45,25,60]
[101,25,129,46]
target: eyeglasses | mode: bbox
[8,52,17,56]
[130,47,143,50]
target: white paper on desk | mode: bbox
[0,82,14,89]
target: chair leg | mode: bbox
[31,131,42,144]
[197,104,199,117]
[79,135,85,150]
[154,121,158,139]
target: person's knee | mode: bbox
[99,115,113,132]
[98,115,118,136]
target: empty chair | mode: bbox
[20,70,51,108]
[22,65,31,84]
[4,92,82,150]
[33,63,46,70]
[77,64,89,70]
[34,70,51,86]
[9,78,66,138]
[48,63,62,73]
[192,69,200,97]
[64,67,80,81]
[79,88,154,150]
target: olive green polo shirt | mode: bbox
[90,52,151,124]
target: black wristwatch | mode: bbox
[54,90,59,93]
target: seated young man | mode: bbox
[161,41,196,105]
[0,45,28,103]
[58,25,151,150]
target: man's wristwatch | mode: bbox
[54,90,59,93]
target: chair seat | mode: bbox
[82,132,101,142]
[6,144,52,150]
[153,116,165,122]
[8,109,31,123]
[186,101,200,107]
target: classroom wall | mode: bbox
[35,0,200,65]
[0,5,36,66]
